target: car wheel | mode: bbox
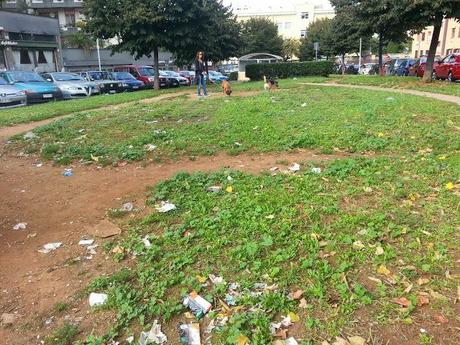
[447,72,455,82]
[432,71,437,80]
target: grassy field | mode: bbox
[11,85,460,165]
[323,75,460,97]
[12,82,460,344]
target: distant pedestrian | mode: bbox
[195,51,208,97]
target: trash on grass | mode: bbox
[286,337,299,345]
[225,186,233,193]
[13,222,27,230]
[225,294,236,306]
[311,167,322,174]
[121,202,134,212]
[183,291,212,318]
[140,320,167,345]
[62,168,73,177]
[87,219,121,238]
[205,315,228,333]
[78,239,95,246]
[144,144,157,152]
[142,236,152,248]
[111,245,124,254]
[301,103,307,107]
[207,186,222,193]
[179,323,201,345]
[288,163,300,172]
[208,274,225,284]
[87,244,98,255]
[155,201,176,213]
[88,292,108,307]
[23,131,37,140]
[38,242,62,254]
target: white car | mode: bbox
[0,76,26,108]
[43,72,100,98]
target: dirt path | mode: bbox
[302,82,460,106]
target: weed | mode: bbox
[45,322,79,345]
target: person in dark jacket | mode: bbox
[195,51,208,96]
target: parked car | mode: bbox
[395,59,416,76]
[0,76,26,108]
[179,71,195,84]
[79,71,123,93]
[359,63,377,75]
[159,71,180,88]
[42,72,99,99]
[0,71,62,103]
[415,56,441,78]
[208,70,228,83]
[110,72,145,91]
[113,65,167,88]
[433,53,460,81]
[162,70,190,86]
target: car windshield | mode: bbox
[113,72,135,80]
[138,67,155,76]
[51,73,83,81]
[7,71,45,83]
[159,71,168,76]
[88,71,111,80]
[0,77,7,85]
[209,71,220,76]
[166,71,180,77]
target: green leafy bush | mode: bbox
[246,61,334,80]
[229,71,238,81]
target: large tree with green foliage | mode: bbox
[239,18,283,56]
[83,0,239,89]
[299,18,335,61]
[282,38,301,61]
[404,0,460,82]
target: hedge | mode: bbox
[229,71,238,81]
[245,61,334,80]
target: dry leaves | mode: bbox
[289,289,304,300]
[348,336,366,345]
[416,294,430,307]
[236,334,249,345]
[417,277,430,286]
[433,314,449,324]
[392,297,411,308]
[299,298,308,309]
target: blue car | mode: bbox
[207,70,228,84]
[110,72,145,92]
[395,59,416,76]
[0,71,62,103]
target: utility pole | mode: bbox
[358,37,362,74]
[96,38,102,71]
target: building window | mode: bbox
[65,13,76,26]
[285,22,292,29]
[421,32,425,41]
[20,49,31,64]
[300,30,307,38]
[301,12,309,19]
[6,0,16,3]
[74,0,83,2]
[414,50,418,58]
[31,0,43,3]
[53,0,63,2]
[38,50,47,63]
[427,31,432,39]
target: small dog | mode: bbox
[263,75,278,91]
[221,80,232,96]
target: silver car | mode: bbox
[0,76,26,108]
[42,72,100,99]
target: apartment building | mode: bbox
[226,0,335,39]
[2,0,84,31]
[412,18,460,58]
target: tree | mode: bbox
[298,18,335,61]
[331,0,412,74]
[84,0,239,89]
[239,18,283,56]
[61,32,96,52]
[404,1,460,82]
[282,38,301,61]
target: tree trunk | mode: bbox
[422,14,443,83]
[378,32,384,76]
[153,45,160,90]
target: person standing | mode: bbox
[195,51,208,97]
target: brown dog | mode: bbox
[221,80,232,96]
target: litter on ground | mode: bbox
[88,292,108,307]
[288,163,300,172]
[139,320,167,345]
[183,291,212,318]
[155,201,176,213]
[121,202,134,212]
[179,323,201,345]
[13,222,27,230]
[311,167,322,174]
[78,239,95,246]
[62,168,73,177]
[38,242,62,254]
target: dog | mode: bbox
[221,79,232,96]
[263,75,279,91]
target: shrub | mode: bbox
[245,61,334,80]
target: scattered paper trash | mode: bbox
[225,294,236,306]
[62,168,73,177]
[89,292,108,307]
[78,239,95,246]
[23,131,36,140]
[142,236,152,248]
[301,103,307,107]
[13,222,27,230]
[121,202,134,212]
[179,323,201,345]
[183,291,212,319]
[36,163,43,168]
[144,144,157,152]
[125,336,134,344]
[38,242,62,254]
[207,186,222,193]
[140,320,167,345]
[227,175,233,181]
[286,337,299,345]
[155,201,176,213]
[234,142,242,147]
[288,163,300,172]
[86,219,121,238]
[208,274,225,284]
[311,167,322,174]
[86,244,98,255]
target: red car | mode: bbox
[433,54,460,81]
[113,65,167,88]
[414,56,440,78]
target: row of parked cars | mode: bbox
[0,65,230,109]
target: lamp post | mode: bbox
[96,38,102,71]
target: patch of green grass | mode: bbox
[84,153,459,343]
[323,75,460,97]
[12,85,460,164]
[45,322,79,345]
[53,302,70,313]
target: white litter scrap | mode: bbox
[121,202,134,212]
[311,167,322,174]
[144,144,157,152]
[89,292,108,307]
[13,222,27,230]
[301,103,307,107]
[142,236,152,248]
[139,320,167,345]
[155,201,176,213]
[38,242,62,254]
[288,163,300,172]
[78,239,95,246]
[280,315,292,327]
[208,274,225,285]
[86,244,98,255]
[285,337,299,345]
[23,131,37,140]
